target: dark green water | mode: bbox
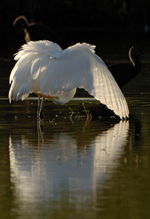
[1,51,150,219]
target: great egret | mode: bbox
[109,46,150,87]
[9,40,129,119]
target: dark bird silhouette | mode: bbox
[13,16,56,43]
[108,46,150,87]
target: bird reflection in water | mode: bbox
[9,120,129,211]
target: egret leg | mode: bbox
[37,97,45,120]
[37,96,41,120]
[39,97,45,119]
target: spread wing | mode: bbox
[9,40,129,119]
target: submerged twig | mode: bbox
[82,103,92,120]
[49,118,55,125]
[69,107,74,123]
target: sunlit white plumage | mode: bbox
[9,40,129,119]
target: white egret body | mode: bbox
[9,40,129,119]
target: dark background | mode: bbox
[1,0,150,58]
